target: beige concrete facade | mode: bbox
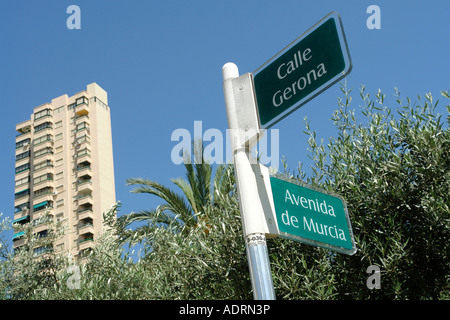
[13,83,116,262]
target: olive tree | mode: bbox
[272,85,449,299]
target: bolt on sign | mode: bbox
[253,11,352,129]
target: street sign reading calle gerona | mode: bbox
[253,11,352,129]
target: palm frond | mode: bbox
[184,160,200,210]
[122,141,236,246]
[171,177,198,214]
[119,209,178,227]
[195,158,212,209]
[126,178,193,219]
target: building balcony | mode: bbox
[16,141,31,153]
[14,155,30,168]
[78,171,92,180]
[14,189,30,206]
[76,143,90,155]
[75,114,89,125]
[32,200,54,216]
[33,163,54,176]
[33,179,54,191]
[14,208,30,221]
[14,168,30,181]
[12,215,30,229]
[75,103,89,116]
[33,246,53,258]
[75,96,89,116]
[76,193,93,206]
[78,222,94,236]
[76,164,91,177]
[16,120,32,135]
[34,127,52,136]
[33,104,52,116]
[77,180,92,193]
[33,139,54,150]
[34,222,50,234]
[75,127,90,140]
[16,131,31,142]
[33,189,55,202]
[33,114,53,127]
[33,209,54,221]
[75,137,90,151]
[75,150,91,163]
[14,196,30,208]
[33,153,54,166]
[78,236,94,251]
[12,232,26,248]
[77,208,94,221]
[14,181,30,194]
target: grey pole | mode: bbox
[222,62,276,300]
[245,233,276,299]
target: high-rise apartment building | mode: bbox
[13,83,115,261]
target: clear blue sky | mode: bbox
[1,1,448,249]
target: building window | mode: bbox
[76,148,90,158]
[76,161,91,171]
[33,173,53,185]
[34,109,52,121]
[56,199,64,207]
[36,230,48,239]
[55,121,62,129]
[33,186,53,199]
[56,172,63,180]
[15,176,30,187]
[15,151,30,161]
[15,189,30,200]
[33,200,53,213]
[12,232,25,242]
[34,122,52,133]
[33,245,52,256]
[76,122,89,132]
[15,163,30,174]
[16,138,31,149]
[33,134,53,146]
[34,160,53,172]
[15,202,29,213]
[14,202,30,213]
[54,106,64,115]
[75,114,89,122]
[76,134,90,145]
[34,147,53,158]
[76,96,89,106]
[92,96,108,110]
[55,133,63,141]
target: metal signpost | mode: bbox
[223,63,276,300]
[222,11,353,300]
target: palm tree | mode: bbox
[118,141,234,243]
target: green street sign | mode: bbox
[253,12,352,129]
[269,176,356,255]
